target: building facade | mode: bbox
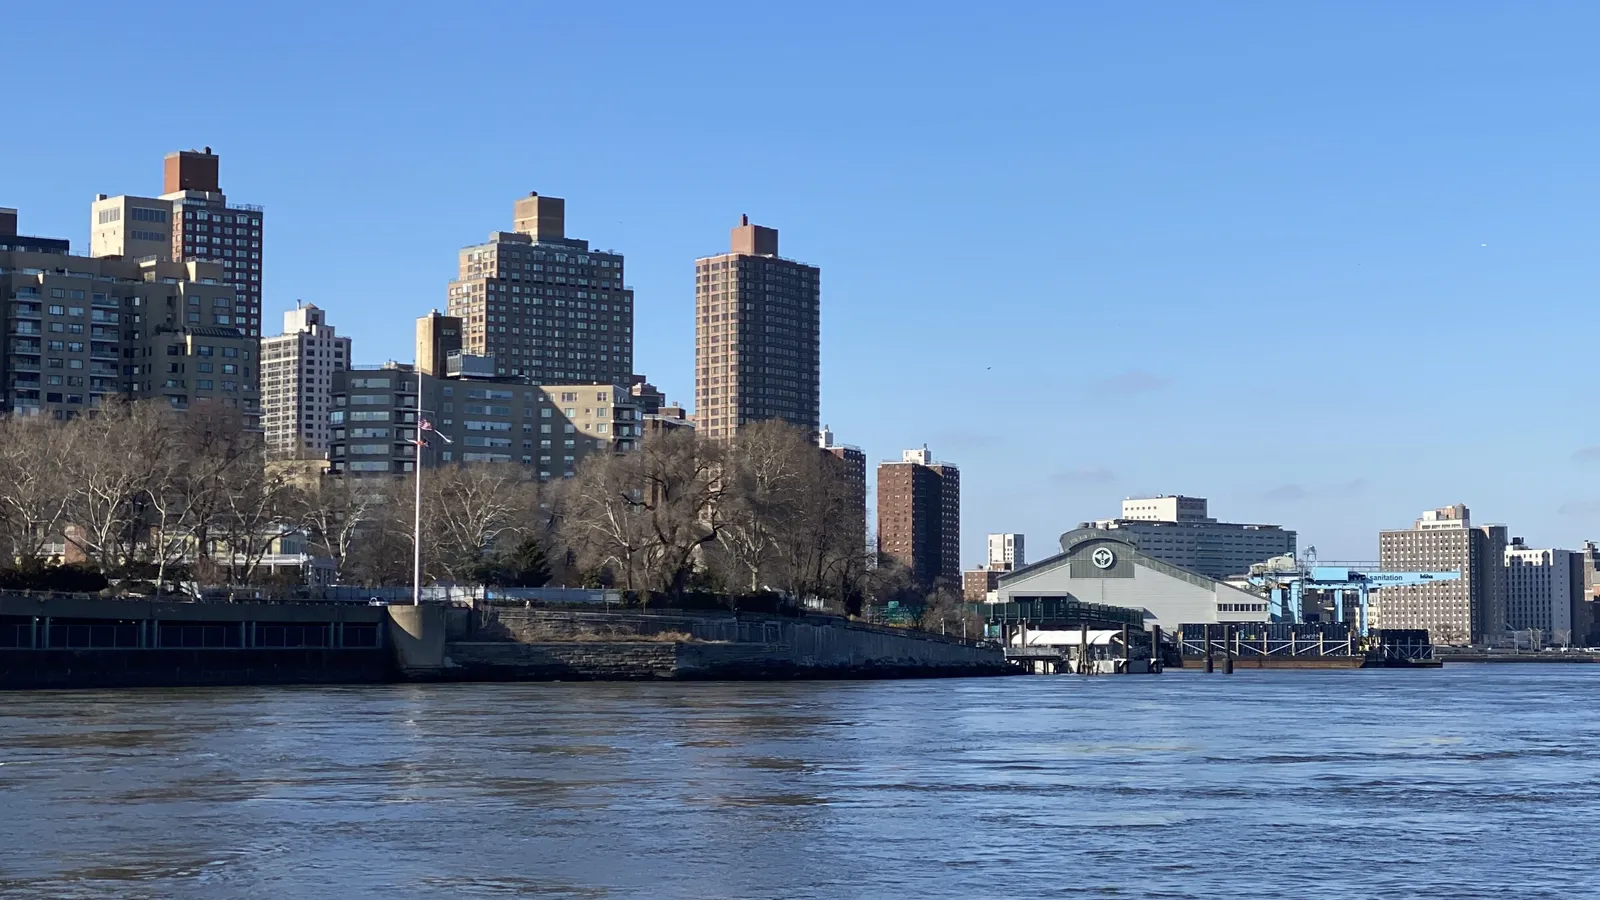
[963,568,1002,603]
[445,193,633,384]
[987,533,1025,570]
[877,447,960,587]
[819,426,868,555]
[1089,495,1296,580]
[91,148,265,337]
[261,304,350,458]
[694,216,820,440]
[329,318,640,479]
[1375,504,1507,645]
[3,218,259,422]
[994,529,1271,629]
[1504,539,1577,644]
[1578,541,1600,646]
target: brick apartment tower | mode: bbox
[446,192,633,383]
[819,426,868,555]
[877,447,961,588]
[694,216,820,439]
[91,148,265,337]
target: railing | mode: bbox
[0,616,382,651]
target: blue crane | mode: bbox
[1247,553,1461,636]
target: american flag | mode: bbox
[414,417,451,447]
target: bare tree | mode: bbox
[555,451,654,590]
[557,430,726,596]
[60,400,177,573]
[422,464,541,583]
[292,473,386,583]
[0,415,75,566]
[715,421,812,592]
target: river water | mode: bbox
[2,668,1598,899]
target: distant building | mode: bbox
[629,377,666,414]
[2,216,259,422]
[995,529,1270,629]
[1376,504,1507,645]
[694,216,820,440]
[877,447,960,587]
[1577,541,1600,646]
[963,567,1001,603]
[819,426,867,554]
[329,317,640,478]
[1504,539,1578,645]
[446,192,633,383]
[1089,495,1295,580]
[91,147,265,337]
[987,533,1025,571]
[261,304,350,458]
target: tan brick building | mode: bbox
[446,192,633,384]
[2,210,259,423]
[91,148,265,338]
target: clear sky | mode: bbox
[6,1,1599,564]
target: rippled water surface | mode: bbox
[3,668,1599,899]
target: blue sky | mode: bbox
[6,1,1600,563]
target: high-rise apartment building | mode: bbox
[2,214,259,422]
[1088,495,1296,580]
[261,304,350,458]
[877,447,960,587]
[819,426,868,553]
[1504,539,1578,644]
[329,315,640,479]
[1574,542,1600,646]
[446,192,633,384]
[694,216,820,440]
[1376,504,1507,644]
[91,148,265,337]
[987,533,1025,570]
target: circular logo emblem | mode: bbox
[1091,547,1116,570]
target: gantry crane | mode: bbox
[1247,549,1461,636]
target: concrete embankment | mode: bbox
[416,607,1012,681]
[0,593,389,689]
[2,594,1010,687]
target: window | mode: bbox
[347,461,390,472]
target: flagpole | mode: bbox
[412,376,423,607]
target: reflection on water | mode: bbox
[4,670,1600,898]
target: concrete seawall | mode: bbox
[2,594,1011,687]
[427,608,1012,681]
[0,648,389,689]
[1,593,389,690]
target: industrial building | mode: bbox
[1089,495,1296,579]
[994,528,1270,630]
